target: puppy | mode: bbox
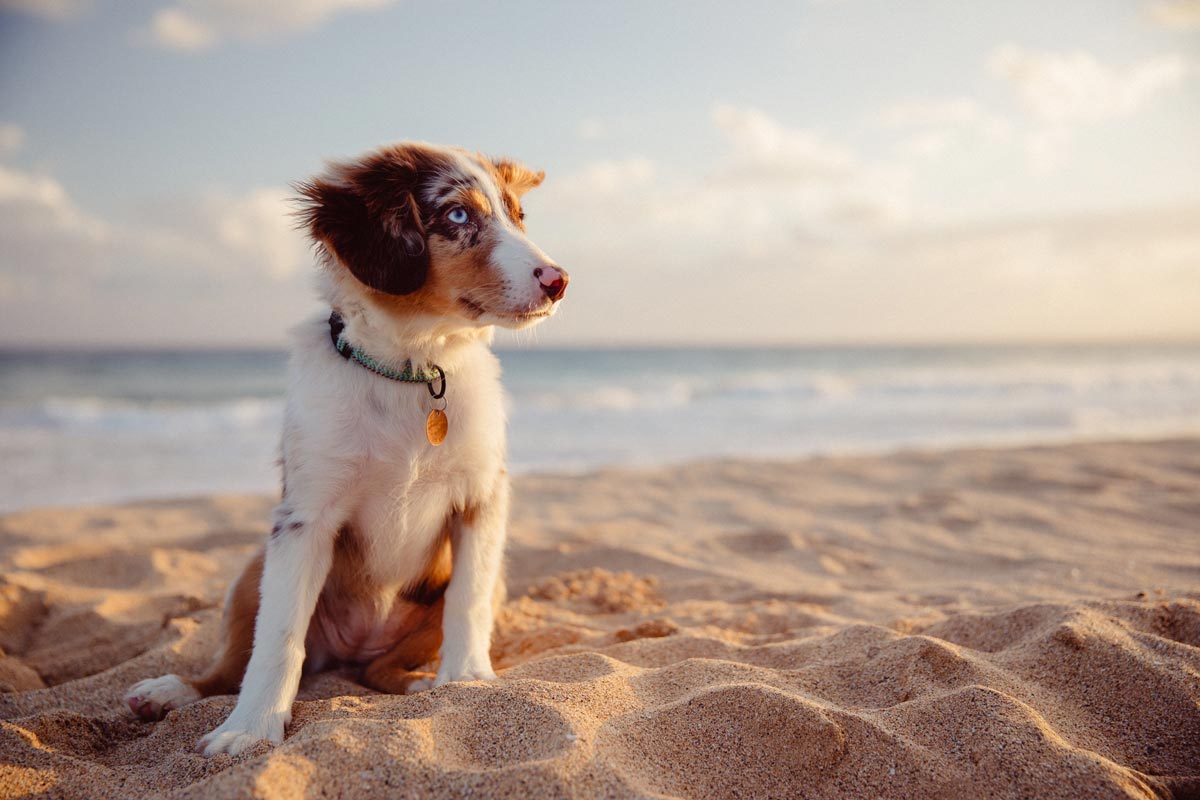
[124,142,567,756]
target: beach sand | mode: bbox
[1,439,1198,799]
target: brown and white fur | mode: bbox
[124,142,567,757]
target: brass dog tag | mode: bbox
[426,409,448,446]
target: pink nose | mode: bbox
[534,265,569,302]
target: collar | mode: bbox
[328,311,446,398]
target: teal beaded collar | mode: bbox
[328,311,446,398]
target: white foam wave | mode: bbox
[10,396,283,434]
[3,346,1200,511]
[513,358,1200,416]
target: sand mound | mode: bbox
[1,440,1199,799]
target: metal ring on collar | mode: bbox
[427,365,446,399]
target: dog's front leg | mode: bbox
[196,512,336,756]
[412,482,510,692]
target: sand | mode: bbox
[1,439,1198,799]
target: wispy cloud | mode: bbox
[711,104,856,184]
[140,7,217,52]
[841,204,1200,341]
[553,157,657,195]
[540,196,1200,344]
[136,0,399,52]
[986,44,1189,169]
[0,162,114,309]
[0,124,25,157]
[530,100,1200,343]
[0,155,313,344]
[576,118,607,141]
[874,47,1190,172]
[3,96,1197,345]
[200,187,310,280]
[0,0,89,20]
[988,45,1187,124]
[877,98,1012,159]
[0,164,108,244]
[537,104,910,275]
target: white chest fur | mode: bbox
[282,315,508,588]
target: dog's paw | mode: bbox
[125,674,201,721]
[404,676,435,694]
[406,666,497,694]
[196,712,286,757]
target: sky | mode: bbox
[0,0,1198,347]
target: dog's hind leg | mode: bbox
[125,549,263,721]
[361,597,445,694]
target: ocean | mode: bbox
[2,344,1199,512]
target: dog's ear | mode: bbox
[296,162,429,296]
[492,159,545,197]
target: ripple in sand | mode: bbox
[528,568,664,614]
[599,683,846,798]
[503,651,631,684]
[715,528,799,554]
[431,691,576,768]
[878,684,1164,799]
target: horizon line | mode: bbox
[3,336,1200,354]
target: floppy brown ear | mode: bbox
[493,159,545,197]
[295,173,429,296]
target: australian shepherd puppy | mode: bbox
[124,142,567,756]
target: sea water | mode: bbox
[2,344,1199,511]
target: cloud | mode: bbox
[0,164,305,288]
[554,157,656,195]
[0,164,116,308]
[577,118,607,141]
[711,104,856,183]
[6,103,1194,346]
[528,104,1199,344]
[127,187,311,284]
[532,105,911,282]
[138,0,398,51]
[837,204,1200,341]
[878,48,1191,174]
[879,98,994,129]
[985,45,1190,171]
[987,45,1188,124]
[142,7,216,52]
[1148,0,1200,30]
[540,199,1200,345]
[574,114,663,144]
[205,187,310,279]
[878,98,1011,140]
[877,98,1012,159]
[0,164,107,244]
[0,161,317,343]
[0,124,25,157]
[709,105,912,235]
[0,155,306,293]
[0,0,89,20]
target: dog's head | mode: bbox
[298,142,567,330]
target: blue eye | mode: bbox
[447,207,469,224]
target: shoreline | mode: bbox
[4,433,1199,517]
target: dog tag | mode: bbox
[426,409,448,446]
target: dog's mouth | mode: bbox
[458,296,554,324]
[510,309,553,322]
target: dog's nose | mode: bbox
[534,265,569,302]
